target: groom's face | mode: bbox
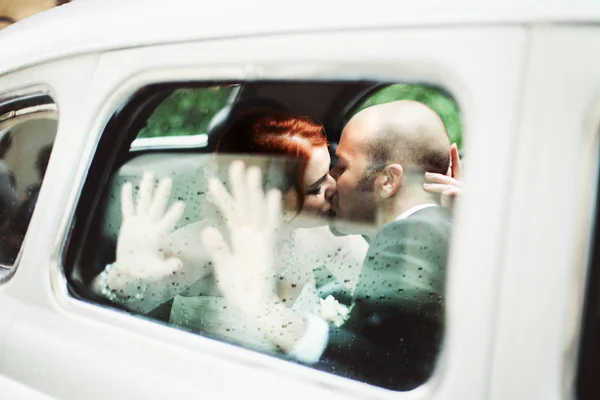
[330,120,378,226]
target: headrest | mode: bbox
[206,97,288,149]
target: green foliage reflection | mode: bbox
[138,86,237,138]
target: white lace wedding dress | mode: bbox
[169,278,321,353]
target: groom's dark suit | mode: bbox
[317,206,452,391]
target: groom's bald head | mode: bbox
[356,100,450,178]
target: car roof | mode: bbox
[1,0,600,76]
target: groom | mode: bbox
[319,100,452,389]
[207,100,453,391]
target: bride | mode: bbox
[91,109,369,351]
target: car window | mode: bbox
[68,80,462,392]
[0,94,56,266]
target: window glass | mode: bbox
[70,81,462,391]
[0,98,57,266]
[136,85,239,139]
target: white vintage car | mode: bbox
[1,0,600,399]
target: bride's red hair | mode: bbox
[216,109,328,210]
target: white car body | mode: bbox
[0,0,600,399]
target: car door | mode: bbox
[0,26,527,399]
[489,24,600,400]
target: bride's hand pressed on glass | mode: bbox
[112,172,185,284]
[202,160,283,315]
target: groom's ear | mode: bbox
[377,163,403,198]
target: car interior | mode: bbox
[68,80,389,311]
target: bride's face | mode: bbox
[283,145,336,227]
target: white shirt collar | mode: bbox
[395,203,438,221]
